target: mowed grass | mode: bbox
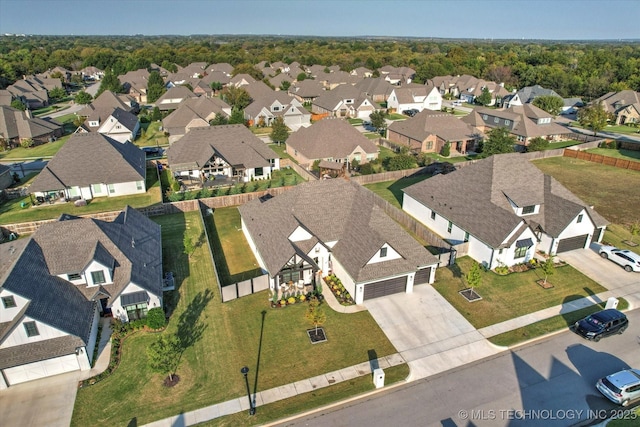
[364,175,431,208]
[0,167,162,224]
[532,156,640,226]
[72,211,398,426]
[0,136,70,160]
[585,147,640,161]
[433,257,607,329]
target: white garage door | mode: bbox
[3,354,80,386]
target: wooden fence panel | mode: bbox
[563,149,640,171]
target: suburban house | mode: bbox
[354,77,395,103]
[239,179,438,304]
[166,125,280,184]
[402,153,608,270]
[311,84,376,119]
[0,105,63,148]
[29,133,146,201]
[0,163,13,190]
[155,86,198,111]
[288,80,325,104]
[77,90,139,118]
[243,82,310,130]
[6,76,57,109]
[119,69,149,103]
[458,80,510,106]
[350,67,373,78]
[79,66,104,81]
[230,73,256,88]
[0,206,163,388]
[462,105,571,148]
[387,109,480,156]
[503,84,562,108]
[591,90,640,125]
[285,118,378,169]
[76,107,140,143]
[387,84,442,113]
[162,96,232,143]
[202,70,231,89]
[207,63,234,76]
[379,66,415,85]
[430,74,482,98]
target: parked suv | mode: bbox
[597,368,640,406]
[573,309,628,342]
[599,246,640,272]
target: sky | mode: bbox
[0,0,638,40]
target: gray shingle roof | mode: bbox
[166,125,278,171]
[388,110,478,143]
[29,133,145,193]
[403,153,608,248]
[239,179,438,283]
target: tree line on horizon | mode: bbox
[1,35,639,100]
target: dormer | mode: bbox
[505,194,541,216]
[82,241,115,286]
[0,289,29,323]
[367,243,402,265]
[288,225,313,242]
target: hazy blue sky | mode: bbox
[0,0,638,40]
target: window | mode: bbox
[126,303,148,321]
[522,205,536,214]
[430,210,436,220]
[281,270,300,283]
[272,106,280,111]
[447,221,453,233]
[505,120,510,125]
[108,184,115,194]
[68,273,82,281]
[494,117,500,124]
[2,296,16,308]
[91,270,106,284]
[577,214,583,223]
[464,232,469,242]
[92,184,103,194]
[24,321,39,337]
[136,181,143,191]
[255,167,263,176]
[482,114,488,120]
[380,247,388,258]
[426,141,433,150]
[514,245,528,258]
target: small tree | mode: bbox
[48,86,66,100]
[210,81,223,94]
[20,138,34,149]
[146,307,166,330]
[279,80,291,91]
[210,114,229,126]
[532,95,564,117]
[629,222,640,244]
[476,87,492,106]
[480,127,515,158]
[151,106,162,122]
[526,137,549,152]
[74,90,93,105]
[441,141,451,157]
[270,116,289,144]
[578,102,609,136]
[11,99,26,111]
[147,335,181,382]
[183,234,195,258]
[228,108,246,125]
[541,256,556,286]
[305,297,326,334]
[466,262,482,292]
[369,110,387,133]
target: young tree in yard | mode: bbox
[147,334,181,382]
[48,87,66,100]
[578,102,609,136]
[441,141,451,157]
[480,127,515,158]
[210,81,223,94]
[74,90,93,105]
[270,116,290,144]
[279,80,291,91]
[369,110,387,132]
[97,71,123,96]
[228,108,246,125]
[146,71,166,103]
[221,86,252,110]
[151,106,162,122]
[476,87,492,106]
[541,256,556,286]
[526,136,549,152]
[466,262,482,292]
[209,114,228,126]
[296,72,307,81]
[183,234,195,258]
[305,297,326,334]
[532,95,564,117]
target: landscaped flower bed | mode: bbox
[270,290,319,308]
[324,274,355,306]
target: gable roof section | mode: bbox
[239,179,437,283]
[285,118,378,160]
[166,125,278,171]
[403,154,608,248]
[29,133,145,192]
[388,110,479,142]
[0,106,62,140]
[312,84,369,111]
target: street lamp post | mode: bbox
[240,366,255,415]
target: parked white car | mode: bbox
[599,246,640,272]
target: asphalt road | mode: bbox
[278,309,640,427]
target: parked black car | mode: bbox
[573,309,628,342]
[142,147,163,157]
[402,109,419,117]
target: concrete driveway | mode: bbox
[364,285,501,380]
[557,243,640,293]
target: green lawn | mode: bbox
[585,147,640,161]
[72,211,398,426]
[137,121,169,147]
[602,224,640,249]
[0,136,70,160]
[424,152,476,163]
[433,257,608,329]
[532,157,640,226]
[0,167,161,223]
[268,143,294,161]
[364,175,431,208]
[547,139,583,149]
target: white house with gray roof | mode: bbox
[29,133,146,202]
[166,125,280,183]
[0,206,163,388]
[239,179,438,304]
[387,84,442,113]
[402,153,608,270]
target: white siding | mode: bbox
[289,226,313,242]
[111,282,162,322]
[0,317,68,349]
[0,290,29,323]
[84,260,112,287]
[367,243,401,265]
[329,257,357,304]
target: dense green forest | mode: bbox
[1,35,639,100]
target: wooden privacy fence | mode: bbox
[563,149,640,171]
[220,274,270,302]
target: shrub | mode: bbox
[494,265,509,275]
[168,192,183,202]
[183,190,198,200]
[171,180,180,192]
[146,307,166,329]
[288,296,296,304]
[441,141,451,157]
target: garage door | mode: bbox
[3,354,80,386]
[557,234,589,253]
[363,276,407,301]
[414,267,432,285]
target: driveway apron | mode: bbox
[365,284,501,380]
